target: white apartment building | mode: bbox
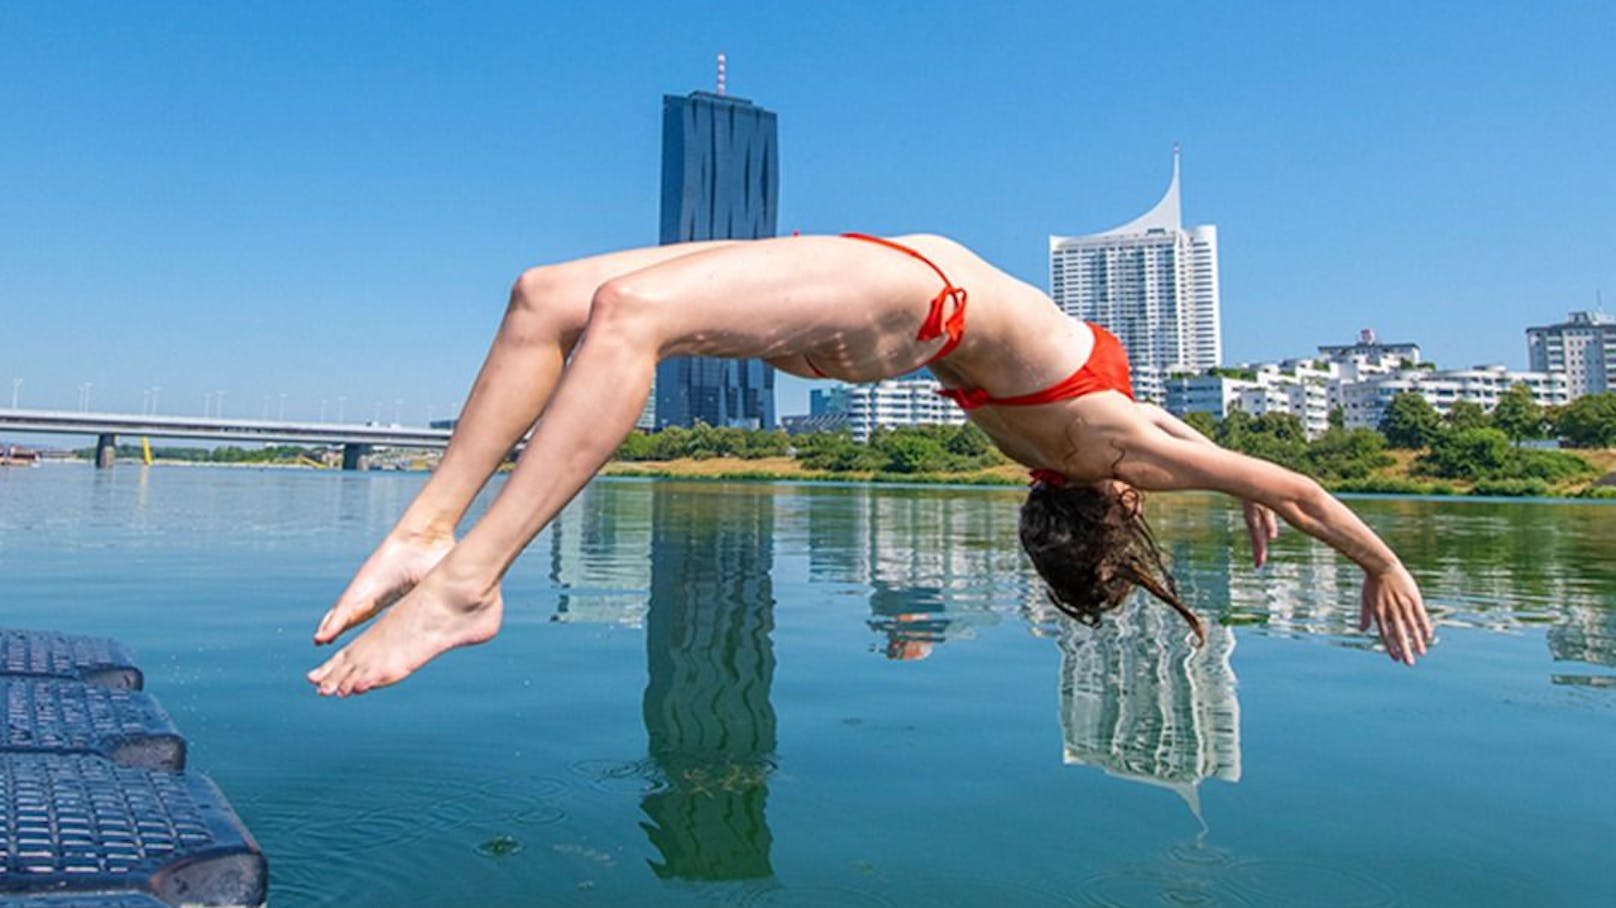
[1317,329,1421,369]
[1238,378,1331,437]
[1339,365,1570,430]
[843,376,965,442]
[1311,334,1413,417]
[1164,361,1333,438]
[1050,149,1221,403]
[1527,310,1616,399]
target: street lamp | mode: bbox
[216,390,226,418]
[337,395,347,423]
[10,378,20,409]
[278,392,287,421]
[151,386,161,415]
[79,382,93,412]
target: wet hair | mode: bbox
[1018,478,1205,643]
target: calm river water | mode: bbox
[1,465,1612,907]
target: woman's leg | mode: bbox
[309,235,946,695]
[313,240,737,645]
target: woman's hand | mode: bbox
[1243,501,1279,568]
[1360,565,1434,665]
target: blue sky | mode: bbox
[3,1,1612,421]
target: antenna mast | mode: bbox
[716,53,726,96]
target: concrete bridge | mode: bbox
[0,407,454,470]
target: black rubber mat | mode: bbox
[0,754,266,907]
[0,631,142,691]
[2,680,186,771]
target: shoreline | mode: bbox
[601,454,1616,499]
[41,451,1616,499]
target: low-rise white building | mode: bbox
[843,376,966,442]
[1339,365,1570,430]
[1164,361,1332,438]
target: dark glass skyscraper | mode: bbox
[653,90,779,429]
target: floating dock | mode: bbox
[0,630,266,908]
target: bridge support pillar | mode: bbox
[341,443,372,471]
[95,434,117,469]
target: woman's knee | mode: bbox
[505,265,587,341]
[585,277,664,344]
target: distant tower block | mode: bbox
[655,74,779,430]
[1049,147,1223,404]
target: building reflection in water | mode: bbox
[548,482,654,626]
[804,486,1029,660]
[1154,496,1616,684]
[638,483,778,881]
[1055,600,1241,818]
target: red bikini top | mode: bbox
[936,322,1135,410]
[841,232,967,363]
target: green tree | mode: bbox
[1305,428,1394,480]
[943,423,992,460]
[616,432,657,461]
[1183,411,1219,439]
[1444,399,1489,432]
[794,430,882,472]
[1491,383,1543,445]
[1555,393,1616,448]
[877,432,950,473]
[1327,406,1345,430]
[1241,413,1308,471]
[738,429,790,459]
[1379,392,1443,449]
[1416,427,1513,479]
[1214,408,1255,449]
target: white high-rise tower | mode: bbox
[1049,149,1221,402]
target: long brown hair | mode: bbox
[1018,479,1204,643]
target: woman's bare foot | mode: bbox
[306,569,503,696]
[314,532,455,645]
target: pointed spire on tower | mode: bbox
[1089,146,1182,236]
[716,52,727,96]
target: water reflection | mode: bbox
[802,487,1028,660]
[639,483,778,881]
[549,481,654,625]
[1055,603,1240,816]
[1151,495,1616,680]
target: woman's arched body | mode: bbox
[308,234,1432,697]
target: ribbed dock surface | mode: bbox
[3,681,186,771]
[0,630,265,908]
[0,633,141,692]
[0,895,169,907]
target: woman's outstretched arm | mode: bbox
[1116,422,1434,665]
[1137,403,1280,567]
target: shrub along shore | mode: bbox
[605,391,1616,499]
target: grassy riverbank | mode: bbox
[602,450,1616,497]
[602,456,1029,486]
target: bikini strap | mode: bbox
[935,386,992,410]
[842,232,967,360]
